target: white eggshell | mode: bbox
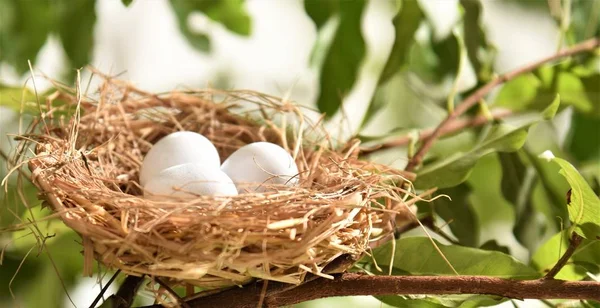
[139,131,220,186]
[144,163,238,198]
[221,142,299,192]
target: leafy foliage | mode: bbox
[542,153,600,239]
[414,95,560,189]
[370,237,539,278]
[304,0,366,117]
[1,0,600,307]
[170,0,251,53]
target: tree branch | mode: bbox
[544,233,583,279]
[105,275,145,308]
[360,108,512,155]
[139,273,600,308]
[404,37,599,172]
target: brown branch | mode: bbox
[404,37,599,172]
[105,275,145,308]
[139,273,600,308]
[544,233,583,279]
[360,108,513,155]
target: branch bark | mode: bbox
[140,273,600,308]
[544,233,583,279]
[404,37,599,172]
[360,108,512,155]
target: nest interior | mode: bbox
[18,77,417,289]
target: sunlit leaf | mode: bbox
[305,0,366,117]
[371,237,539,278]
[414,95,560,189]
[542,153,600,239]
[378,0,423,84]
[56,0,97,71]
[12,206,76,252]
[495,66,596,114]
[532,230,600,280]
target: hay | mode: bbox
[11,73,419,291]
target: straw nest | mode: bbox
[15,75,419,291]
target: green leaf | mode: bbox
[415,125,528,189]
[196,0,251,36]
[532,230,600,280]
[304,0,338,29]
[12,206,76,252]
[0,0,56,74]
[542,153,600,239]
[495,67,596,115]
[371,237,540,278]
[0,84,38,112]
[431,184,479,247]
[378,0,423,85]
[122,0,133,7]
[414,96,560,189]
[567,111,600,163]
[307,0,367,117]
[170,0,252,52]
[56,0,97,70]
[459,0,495,82]
[499,152,543,252]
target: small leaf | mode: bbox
[197,0,251,36]
[170,0,252,52]
[309,0,367,117]
[378,0,423,84]
[0,84,38,112]
[122,0,133,7]
[414,96,560,189]
[56,0,97,70]
[460,0,495,82]
[371,237,540,278]
[304,0,338,29]
[542,153,600,239]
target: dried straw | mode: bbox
[11,73,418,291]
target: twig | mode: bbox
[544,233,583,279]
[404,37,599,172]
[139,273,600,308]
[89,270,121,308]
[153,277,190,308]
[360,108,512,155]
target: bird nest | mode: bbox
[12,75,420,291]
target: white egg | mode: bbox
[144,163,238,198]
[221,142,299,192]
[139,131,220,186]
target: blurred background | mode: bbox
[0,0,598,307]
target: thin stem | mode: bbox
[544,233,583,279]
[404,37,599,172]
[140,274,600,308]
[89,270,121,308]
[360,108,513,156]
